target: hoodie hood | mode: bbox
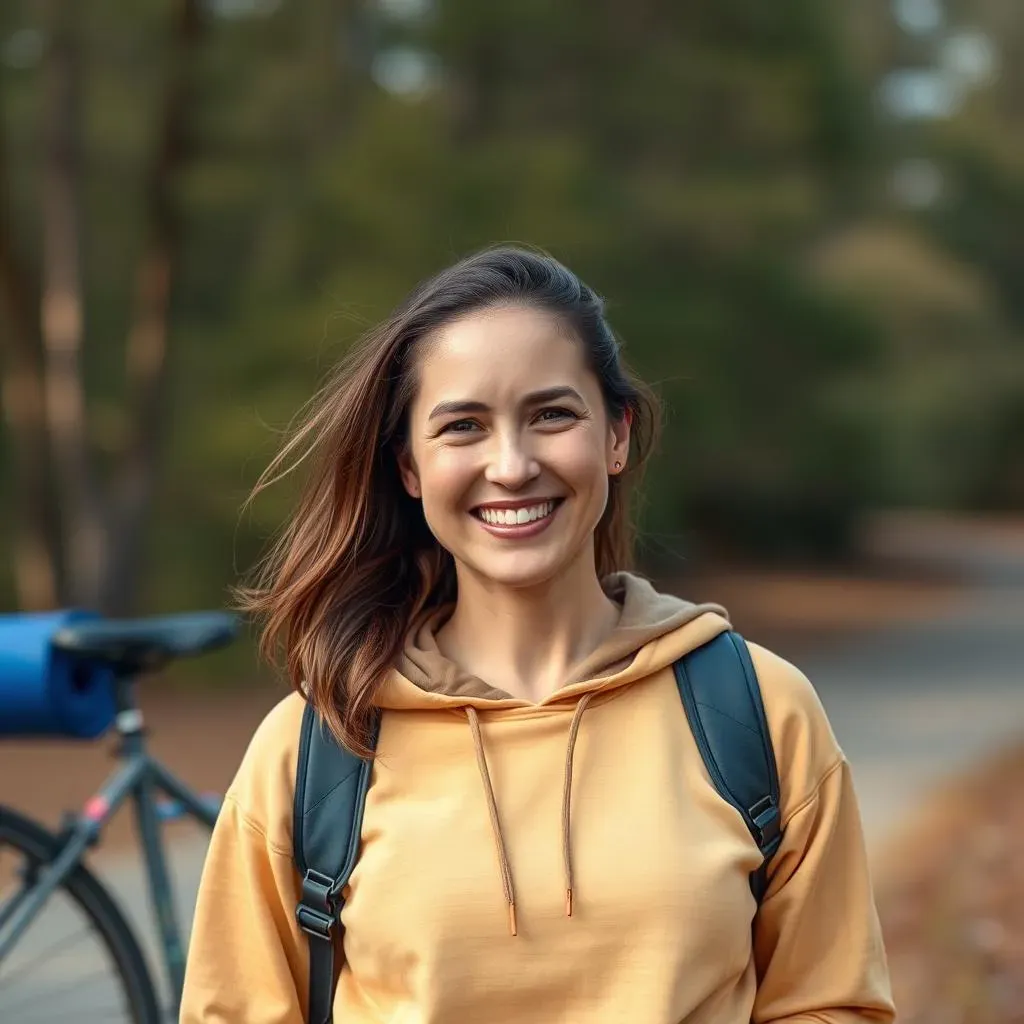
[379,571,732,711]
[375,571,732,935]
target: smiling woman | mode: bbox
[180,246,894,1024]
[233,247,659,746]
[398,304,632,607]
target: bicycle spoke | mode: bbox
[0,922,96,987]
[3,998,133,1023]
[0,966,131,1019]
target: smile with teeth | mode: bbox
[474,500,557,526]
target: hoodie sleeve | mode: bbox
[179,694,311,1023]
[179,795,309,1023]
[750,755,895,1023]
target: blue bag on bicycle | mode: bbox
[0,610,117,739]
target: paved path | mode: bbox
[806,515,1024,844]
[31,518,1024,1016]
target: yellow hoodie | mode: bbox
[180,573,894,1023]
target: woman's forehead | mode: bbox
[416,306,588,392]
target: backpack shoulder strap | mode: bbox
[293,703,378,1024]
[673,630,783,901]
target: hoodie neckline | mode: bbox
[381,572,730,710]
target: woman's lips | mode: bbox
[471,498,562,539]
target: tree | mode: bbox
[2,0,1018,624]
[0,0,201,611]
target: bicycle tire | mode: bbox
[0,805,162,1024]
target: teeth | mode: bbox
[478,501,554,526]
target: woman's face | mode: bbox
[398,304,630,591]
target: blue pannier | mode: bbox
[0,610,117,739]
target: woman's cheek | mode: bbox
[541,431,605,486]
[420,447,479,510]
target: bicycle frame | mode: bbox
[0,674,220,1017]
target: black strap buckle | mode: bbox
[296,869,338,941]
[296,904,336,940]
[748,796,781,850]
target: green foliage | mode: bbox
[0,0,1021,624]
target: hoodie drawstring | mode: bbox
[465,692,596,937]
[561,690,595,919]
[466,706,518,936]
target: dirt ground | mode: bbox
[876,744,1024,1022]
[0,560,966,853]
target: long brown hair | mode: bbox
[237,246,661,756]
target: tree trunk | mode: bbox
[39,1,105,607]
[0,134,60,609]
[100,0,202,614]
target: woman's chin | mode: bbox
[456,546,583,592]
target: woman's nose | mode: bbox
[484,434,540,489]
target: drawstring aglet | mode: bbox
[508,902,518,936]
[565,888,573,918]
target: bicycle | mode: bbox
[0,610,240,1022]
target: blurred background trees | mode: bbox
[0,0,1021,615]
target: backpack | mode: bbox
[292,630,782,1024]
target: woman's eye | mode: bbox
[536,407,577,423]
[441,419,479,434]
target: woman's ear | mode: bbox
[396,446,422,499]
[608,409,631,474]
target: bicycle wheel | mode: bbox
[0,806,161,1023]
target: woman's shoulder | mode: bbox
[743,640,845,819]
[222,689,307,851]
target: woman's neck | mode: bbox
[435,550,622,702]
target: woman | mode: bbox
[180,246,895,1023]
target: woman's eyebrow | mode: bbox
[427,386,585,421]
[523,386,585,407]
[427,399,489,421]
